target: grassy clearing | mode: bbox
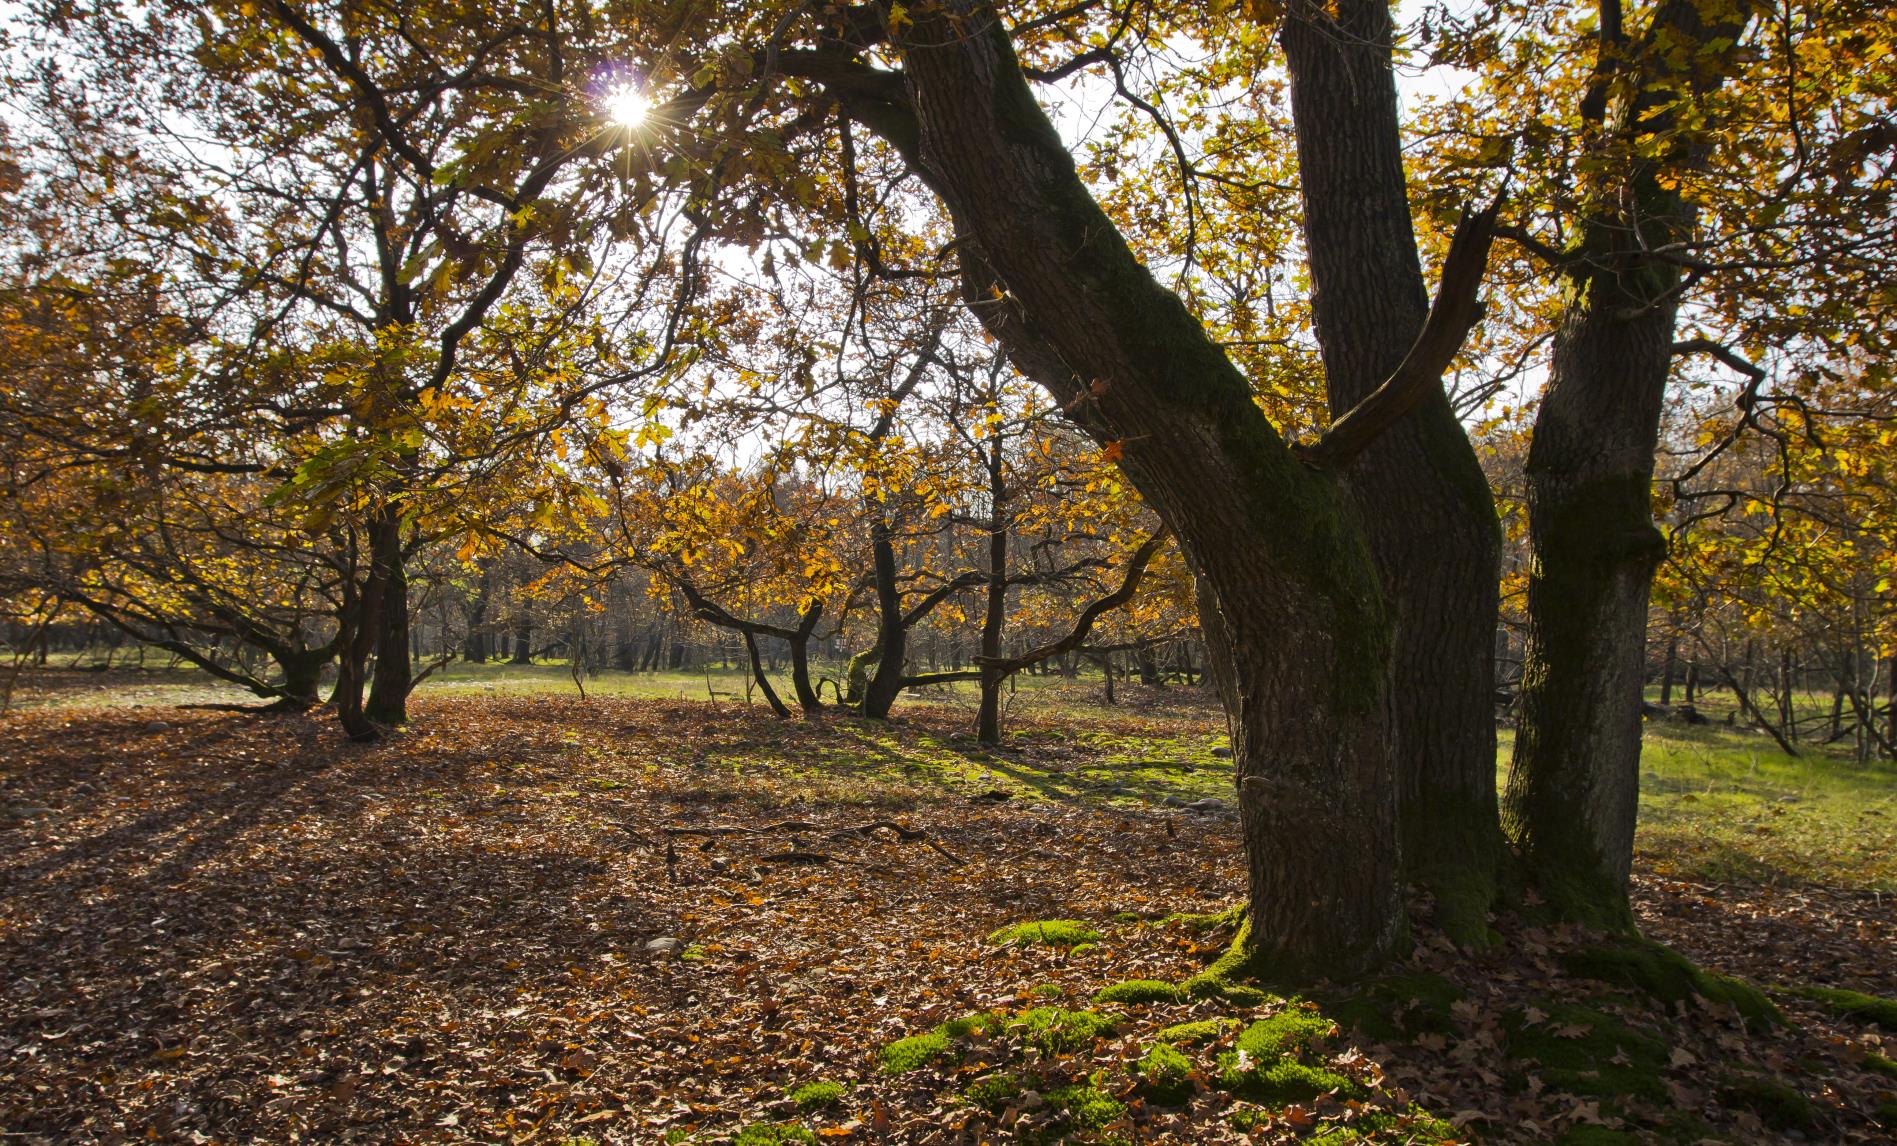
[17,662,1897,892]
[1523,717,1896,892]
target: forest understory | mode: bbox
[2,688,1894,1145]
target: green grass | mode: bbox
[1499,720,1897,892]
[21,661,1895,895]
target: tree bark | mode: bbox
[818,3,1405,979]
[510,611,533,665]
[978,436,1008,744]
[1281,0,1504,945]
[334,539,387,742]
[861,520,906,720]
[1504,0,1756,929]
[364,509,410,725]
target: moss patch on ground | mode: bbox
[1502,1003,1670,1103]
[1562,939,1778,1030]
[878,1011,1006,1074]
[1787,985,1897,1029]
[1136,1041,1195,1105]
[1303,1109,1462,1145]
[786,1080,847,1113]
[1154,1017,1242,1045]
[1180,912,1274,1004]
[1717,1074,1816,1132]
[986,919,1103,949]
[1043,1079,1127,1134]
[1012,1007,1118,1055]
[1093,978,1183,1005]
[965,1072,1024,1113]
[1319,971,1464,1042]
[1215,1054,1358,1104]
[1161,905,1243,935]
[1213,1007,1360,1104]
[1235,1009,1335,1061]
[734,1125,817,1146]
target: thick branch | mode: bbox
[1295,200,1501,469]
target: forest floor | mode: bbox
[1,678,1894,1144]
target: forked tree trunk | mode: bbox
[1504,0,1755,929]
[821,3,1403,979]
[334,550,387,742]
[1281,0,1504,944]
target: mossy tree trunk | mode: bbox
[801,2,1408,980]
[1281,0,1505,945]
[1504,0,1757,929]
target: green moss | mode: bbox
[878,1011,1006,1073]
[1179,911,1273,1004]
[1502,1003,1669,1102]
[1045,1079,1127,1131]
[1028,983,1064,999]
[1227,1106,1269,1132]
[965,1072,1023,1112]
[1154,1017,1241,1045]
[1865,1050,1897,1079]
[734,1125,817,1146]
[878,1030,949,1074]
[1787,985,1897,1029]
[941,1011,1007,1038]
[1321,971,1464,1042]
[1161,906,1243,935]
[1235,1009,1336,1062]
[1206,1006,1359,1103]
[1112,911,1146,923]
[1093,979,1183,1005]
[1717,1074,1815,1132]
[1012,1007,1117,1054]
[1876,1098,1897,1128]
[1215,1053,1358,1103]
[987,919,1103,949]
[1304,1109,1463,1145]
[786,1080,847,1113]
[1562,939,1779,1030]
[1136,1041,1194,1105]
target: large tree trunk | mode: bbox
[861,521,906,720]
[1281,0,1504,945]
[334,544,387,742]
[510,611,533,665]
[364,510,410,725]
[977,439,1008,744]
[1503,0,1754,930]
[823,3,1404,979]
[275,645,330,710]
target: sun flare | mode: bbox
[604,84,650,129]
